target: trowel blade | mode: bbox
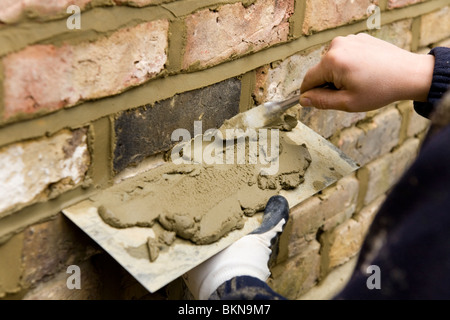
[62,121,358,294]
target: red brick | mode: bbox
[183,0,293,70]
[387,0,428,9]
[3,45,73,117]
[303,0,374,34]
[3,20,168,120]
[0,0,92,24]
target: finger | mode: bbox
[300,87,352,111]
[300,60,332,94]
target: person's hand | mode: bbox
[299,33,435,112]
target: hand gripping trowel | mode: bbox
[62,93,358,294]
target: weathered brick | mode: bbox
[358,138,420,205]
[113,78,241,173]
[0,0,92,24]
[288,196,323,241]
[320,219,362,271]
[302,0,374,34]
[183,0,294,70]
[318,175,359,224]
[321,202,355,233]
[387,0,428,9]
[360,158,387,205]
[420,6,450,47]
[3,20,168,120]
[289,175,359,245]
[285,233,315,260]
[299,108,367,139]
[397,101,413,143]
[333,107,402,166]
[433,37,450,49]
[0,128,90,217]
[0,0,178,24]
[23,260,103,300]
[268,240,321,299]
[331,126,364,162]
[397,100,430,139]
[321,194,386,272]
[253,45,365,138]
[21,214,101,287]
[369,19,413,50]
[254,45,327,104]
[353,195,386,238]
[390,138,420,175]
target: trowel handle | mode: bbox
[265,94,301,117]
[264,83,337,117]
[278,95,302,112]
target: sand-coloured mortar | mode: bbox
[62,118,359,292]
[90,117,311,261]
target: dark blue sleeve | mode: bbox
[414,47,450,119]
[334,123,450,300]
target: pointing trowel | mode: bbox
[62,90,357,295]
[221,83,337,130]
[221,94,301,130]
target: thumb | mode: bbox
[300,88,351,111]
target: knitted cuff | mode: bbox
[414,47,450,119]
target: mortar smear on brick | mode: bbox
[0,128,90,217]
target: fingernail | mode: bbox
[300,97,312,107]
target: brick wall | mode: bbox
[0,0,448,300]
